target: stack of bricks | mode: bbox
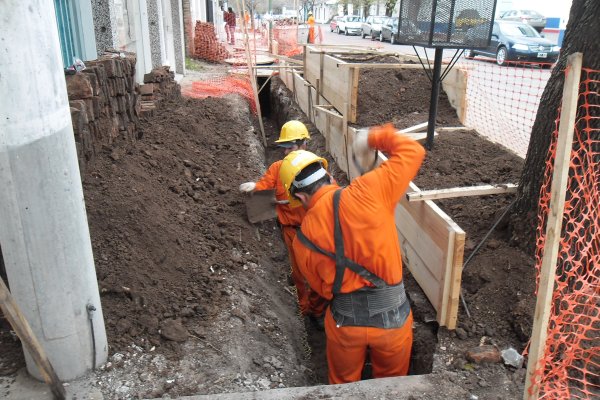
[139,66,181,117]
[66,50,141,176]
[194,22,230,62]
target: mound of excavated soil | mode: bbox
[354,58,461,129]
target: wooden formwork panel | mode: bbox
[442,68,468,124]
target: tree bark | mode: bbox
[511,0,600,250]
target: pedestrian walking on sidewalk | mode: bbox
[239,121,328,324]
[224,7,236,45]
[279,124,426,383]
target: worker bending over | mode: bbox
[239,121,327,324]
[279,124,426,383]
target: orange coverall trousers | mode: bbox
[281,226,327,316]
[325,308,413,383]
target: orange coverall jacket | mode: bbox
[292,126,426,383]
[255,161,327,316]
[255,160,305,227]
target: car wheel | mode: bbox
[390,35,396,45]
[465,49,474,59]
[337,27,340,34]
[361,30,366,39]
[496,46,508,66]
[379,32,384,42]
[345,29,348,36]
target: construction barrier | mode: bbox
[453,58,554,158]
[530,66,599,399]
[182,74,256,113]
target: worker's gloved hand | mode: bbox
[352,129,377,175]
[239,182,257,192]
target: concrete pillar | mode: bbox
[0,0,108,381]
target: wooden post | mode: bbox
[236,0,267,147]
[0,277,66,400]
[523,52,583,400]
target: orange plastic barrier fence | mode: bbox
[455,57,553,158]
[531,66,600,399]
[182,75,256,113]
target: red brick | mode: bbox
[466,345,502,364]
[66,73,94,99]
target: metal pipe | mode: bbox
[426,48,443,150]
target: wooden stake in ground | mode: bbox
[0,277,66,400]
[235,0,267,147]
[523,52,583,400]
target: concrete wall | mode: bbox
[91,0,119,53]
[171,0,185,74]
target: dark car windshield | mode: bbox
[500,23,540,37]
[346,16,361,22]
[373,17,387,24]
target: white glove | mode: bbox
[240,182,256,193]
[353,129,371,155]
[239,182,257,192]
[352,129,376,174]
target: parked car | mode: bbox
[361,15,388,39]
[464,21,559,66]
[336,15,362,35]
[329,16,340,32]
[379,18,421,44]
[500,9,546,32]
[455,8,487,32]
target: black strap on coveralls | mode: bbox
[296,189,410,328]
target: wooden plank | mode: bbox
[437,126,468,132]
[293,72,310,116]
[347,67,359,123]
[318,55,351,120]
[403,131,438,142]
[407,184,519,202]
[0,278,66,400]
[314,105,343,119]
[399,122,429,134]
[524,52,582,400]
[337,63,433,70]
[329,113,347,174]
[442,68,468,124]
[445,230,465,329]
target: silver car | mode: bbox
[500,10,546,32]
[361,16,388,39]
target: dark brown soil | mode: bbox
[352,57,461,129]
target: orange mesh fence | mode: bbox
[182,74,256,113]
[455,57,553,157]
[194,22,230,62]
[531,66,600,399]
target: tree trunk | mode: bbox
[511,0,600,250]
[385,0,396,17]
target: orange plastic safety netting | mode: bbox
[182,73,256,113]
[455,58,554,158]
[530,66,600,399]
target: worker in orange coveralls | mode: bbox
[279,124,426,384]
[239,121,328,327]
[307,12,315,43]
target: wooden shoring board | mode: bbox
[441,68,468,124]
[406,184,518,202]
[394,179,465,329]
[293,72,310,116]
[337,63,432,70]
